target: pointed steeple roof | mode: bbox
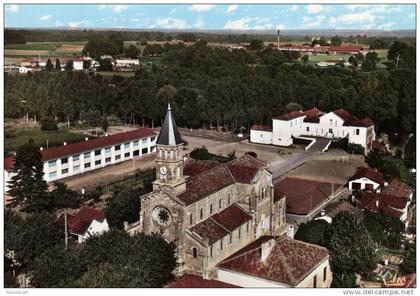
[156,103,183,146]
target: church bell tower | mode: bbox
[153,103,186,194]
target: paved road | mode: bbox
[269,138,331,181]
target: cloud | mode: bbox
[346,4,402,14]
[378,22,397,29]
[194,16,204,28]
[290,5,299,12]
[305,5,324,14]
[189,5,215,12]
[223,17,280,30]
[6,5,19,13]
[153,17,186,29]
[55,21,64,27]
[40,15,51,21]
[99,5,128,13]
[68,20,89,28]
[226,5,238,13]
[302,15,325,28]
[335,11,375,24]
[345,5,366,10]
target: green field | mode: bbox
[307,54,352,63]
[5,127,89,155]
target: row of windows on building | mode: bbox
[303,126,359,136]
[48,147,150,178]
[191,221,251,259]
[189,195,233,226]
[208,222,250,258]
[47,139,152,168]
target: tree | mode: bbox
[249,39,264,50]
[125,44,140,58]
[101,116,108,133]
[64,60,74,71]
[4,210,63,267]
[364,212,405,249]
[331,273,358,288]
[323,212,375,275]
[295,220,328,246]
[400,244,416,275]
[105,187,140,229]
[98,58,113,71]
[40,116,58,131]
[83,59,91,70]
[348,56,358,67]
[55,58,61,71]
[30,245,86,288]
[49,182,82,210]
[45,58,54,71]
[8,139,49,212]
[330,35,343,47]
[301,55,309,64]
[83,231,177,287]
[285,102,302,113]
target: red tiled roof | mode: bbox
[329,46,363,52]
[349,166,384,185]
[218,235,329,286]
[250,124,272,132]
[168,274,238,288]
[382,179,413,198]
[333,108,359,124]
[56,207,105,235]
[274,177,343,215]
[178,155,265,205]
[358,192,408,219]
[303,107,323,117]
[183,159,221,177]
[4,156,15,171]
[178,165,235,205]
[345,117,374,127]
[189,204,251,245]
[273,111,305,121]
[40,128,156,161]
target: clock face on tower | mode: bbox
[160,165,167,175]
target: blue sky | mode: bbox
[5,4,416,30]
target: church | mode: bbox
[127,104,332,287]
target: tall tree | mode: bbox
[55,58,61,71]
[8,139,49,212]
[323,212,375,276]
[64,60,74,71]
[105,187,140,229]
[45,58,54,71]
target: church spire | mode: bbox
[156,103,183,146]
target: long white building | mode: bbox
[251,108,375,154]
[4,128,157,190]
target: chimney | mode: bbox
[260,238,275,261]
[63,142,67,146]
[287,225,294,238]
[40,147,43,151]
[277,29,280,50]
[85,137,89,141]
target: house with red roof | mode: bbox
[4,128,157,190]
[358,179,413,225]
[56,207,109,243]
[348,166,385,191]
[250,124,272,144]
[216,235,332,287]
[251,107,375,154]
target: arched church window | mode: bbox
[192,247,197,258]
[209,203,213,215]
[189,213,193,225]
[219,199,222,209]
[200,208,203,220]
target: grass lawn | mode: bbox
[124,41,146,51]
[5,127,89,155]
[308,54,352,63]
[96,71,136,78]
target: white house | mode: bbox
[252,107,375,154]
[348,166,385,191]
[216,235,332,288]
[18,67,32,74]
[250,124,272,145]
[115,58,140,66]
[56,207,109,243]
[4,128,157,190]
